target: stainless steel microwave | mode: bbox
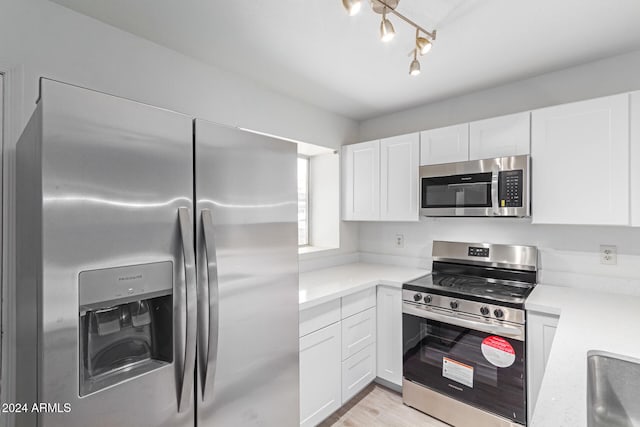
[420,155,530,217]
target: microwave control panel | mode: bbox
[498,170,523,207]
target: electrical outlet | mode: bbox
[395,234,404,248]
[600,245,617,265]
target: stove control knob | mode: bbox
[450,300,459,310]
[424,295,433,304]
[494,309,504,319]
[480,306,490,316]
[413,293,422,302]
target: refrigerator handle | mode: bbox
[200,209,220,400]
[177,207,197,413]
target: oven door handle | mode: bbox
[403,303,524,341]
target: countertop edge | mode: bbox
[298,279,382,311]
[298,264,428,311]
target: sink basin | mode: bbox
[587,351,640,427]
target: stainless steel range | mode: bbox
[402,240,538,427]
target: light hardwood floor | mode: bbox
[319,384,450,427]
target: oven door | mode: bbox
[402,303,526,425]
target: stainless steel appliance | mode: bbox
[402,240,538,427]
[15,79,299,427]
[420,155,530,217]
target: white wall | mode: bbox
[356,49,640,294]
[358,48,640,140]
[359,219,640,293]
[309,152,340,249]
[1,0,358,148]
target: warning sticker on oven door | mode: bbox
[442,357,474,388]
[481,336,516,368]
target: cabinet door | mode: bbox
[300,322,342,427]
[531,94,630,225]
[526,312,559,422]
[376,286,402,386]
[631,91,640,226]
[469,112,530,160]
[342,141,380,220]
[420,124,469,165]
[380,133,420,221]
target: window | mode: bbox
[297,156,309,246]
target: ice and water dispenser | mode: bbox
[79,262,173,396]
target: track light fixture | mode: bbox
[342,0,362,16]
[379,8,395,43]
[341,0,436,76]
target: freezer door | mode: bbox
[194,120,300,426]
[15,79,195,427]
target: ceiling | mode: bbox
[50,0,640,121]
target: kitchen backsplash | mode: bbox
[357,218,640,296]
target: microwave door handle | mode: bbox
[200,209,220,400]
[447,182,489,187]
[402,302,524,340]
[491,170,500,215]
[177,207,197,412]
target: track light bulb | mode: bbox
[409,50,421,76]
[416,37,432,55]
[342,0,362,16]
[380,10,395,42]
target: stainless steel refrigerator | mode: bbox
[15,79,299,427]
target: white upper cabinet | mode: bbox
[469,112,531,160]
[343,134,419,222]
[631,91,640,227]
[531,94,630,225]
[342,141,380,221]
[420,124,469,165]
[380,133,420,221]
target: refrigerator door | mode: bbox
[194,120,299,426]
[15,79,195,427]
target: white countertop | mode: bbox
[527,284,640,427]
[299,262,428,310]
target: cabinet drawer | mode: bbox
[342,307,376,360]
[341,343,376,404]
[341,287,376,319]
[299,299,341,337]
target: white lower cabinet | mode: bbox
[376,286,402,386]
[300,322,342,427]
[526,311,559,421]
[342,343,377,404]
[299,288,384,425]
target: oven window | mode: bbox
[403,312,526,424]
[422,173,492,209]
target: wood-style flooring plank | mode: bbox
[319,384,450,427]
